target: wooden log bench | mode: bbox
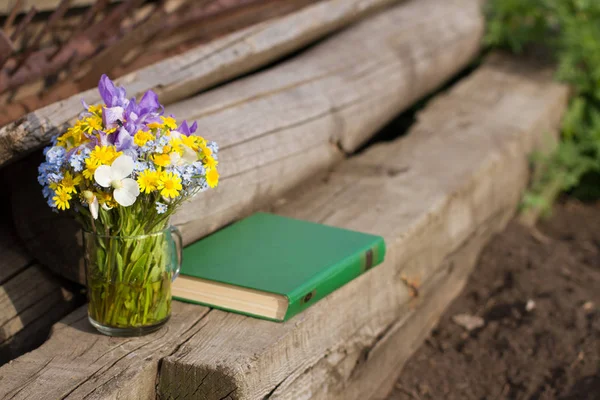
[0,53,568,398]
[9,0,483,284]
[0,0,483,362]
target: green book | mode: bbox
[172,212,386,322]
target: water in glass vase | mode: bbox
[84,226,182,336]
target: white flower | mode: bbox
[94,155,140,207]
[82,190,99,219]
[169,130,182,139]
[169,145,197,166]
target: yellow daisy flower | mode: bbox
[206,168,219,188]
[57,121,87,149]
[161,116,177,130]
[137,170,160,194]
[146,121,162,129]
[89,145,120,165]
[200,144,212,158]
[53,187,72,210]
[152,153,171,167]
[134,130,154,147]
[59,171,82,194]
[147,116,177,131]
[83,146,121,179]
[169,138,185,155]
[55,131,70,148]
[87,104,103,116]
[204,155,218,170]
[83,159,100,180]
[81,116,103,134]
[157,171,182,198]
[180,135,199,151]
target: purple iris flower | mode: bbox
[98,75,129,108]
[84,130,111,149]
[103,106,125,130]
[178,120,198,136]
[124,90,161,119]
[137,90,161,116]
[114,127,134,152]
[95,75,166,152]
[122,90,162,134]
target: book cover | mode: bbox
[172,212,385,321]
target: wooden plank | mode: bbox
[272,210,509,400]
[91,0,325,80]
[0,264,84,365]
[0,0,399,167]
[11,0,483,283]
[155,55,569,399]
[0,212,83,364]
[0,0,325,127]
[0,53,568,399]
[169,0,485,242]
[0,303,211,399]
[0,165,84,363]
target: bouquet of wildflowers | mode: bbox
[38,76,219,332]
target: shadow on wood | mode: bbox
[0,168,84,364]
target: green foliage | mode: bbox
[486,0,600,210]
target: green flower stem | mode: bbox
[87,227,173,329]
[82,193,185,330]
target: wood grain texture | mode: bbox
[11,0,483,283]
[171,0,484,239]
[274,209,510,400]
[0,54,568,399]
[156,55,569,399]
[0,0,399,167]
[0,264,84,365]
[0,162,83,364]
[0,216,83,364]
[0,303,211,400]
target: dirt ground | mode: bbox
[388,201,600,400]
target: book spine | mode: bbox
[283,238,386,321]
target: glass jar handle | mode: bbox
[170,226,183,281]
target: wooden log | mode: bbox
[0,0,323,114]
[0,263,84,365]
[270,210,508,400]
[0,0,399,167]
[155,55,569,399]
[0,216,84,364]
[11,0,484,284]
[0,162,85,364]
[83,0,325,86]
[170,0,485,243]
[0,303,211,399]
[0,54,569,399]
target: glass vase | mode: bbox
[83,226,182,336]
